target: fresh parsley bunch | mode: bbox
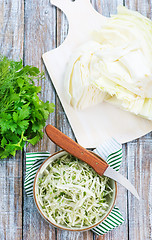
[0,56,55,159]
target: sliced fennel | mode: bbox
[64,6,152,120]
[37,154,113,228]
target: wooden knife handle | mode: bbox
[45,124,108,176]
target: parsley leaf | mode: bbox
[0,56,55,159]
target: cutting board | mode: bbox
[43,0,152,148]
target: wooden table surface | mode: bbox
[1,0,152,239]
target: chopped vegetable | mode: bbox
[37,154,113,228]
[0,56,55,159]
[64,6,152,120]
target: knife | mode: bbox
[45,124,139,200]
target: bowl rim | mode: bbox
[33,150,117,231]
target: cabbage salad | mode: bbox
[37,154,113,228]
[65,6,152,120]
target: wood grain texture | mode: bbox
[124,1,152,240]
[0,1,24,239]
[55,3,91,240]
[126,0,152,18]
[92,0,124,16]
[0,153,22,240]
[94,145,128,240]
[94,1,129,240]
[23,0,56,239]
[0,0,24,59]
[55,1,128,240]
[1,0,152,239]
[126,138,152,240]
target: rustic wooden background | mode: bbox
[0,0,152,239]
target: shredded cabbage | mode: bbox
[37,154,113,228]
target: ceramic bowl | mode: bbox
[33,150,117,231]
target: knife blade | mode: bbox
[104,166,139,200]
[45,124,139,200]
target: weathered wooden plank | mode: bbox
[123,2,152,240]
[0,0,24,59]
[92,0,124,16]
[0,1,24,239]
[55,1,128,240]
[55,4,91,240]
[94,145,129,240]
[23,0,56,239]
[2,0,151,240]
[126,0,152,18]
[0,154,22,240]
[92,1,128,240]
[125,138,152,240]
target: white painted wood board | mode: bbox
[43,0,152,148]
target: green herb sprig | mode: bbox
[0,56,55,159]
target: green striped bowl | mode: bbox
[33,150,117,231]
